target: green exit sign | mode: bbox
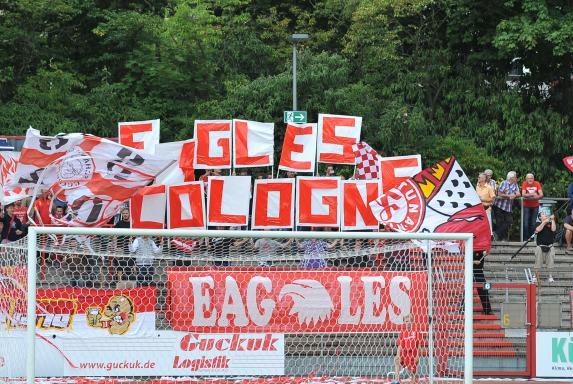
[283,111,307,124]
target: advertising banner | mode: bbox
[165,269,428,333]
[0,332,284,377]
[536,331,573,377]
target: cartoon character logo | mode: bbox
[279,279,334,326]
[86,294,135,335]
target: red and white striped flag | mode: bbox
[11,128,173,227]
[352,141,380,180]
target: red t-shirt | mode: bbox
[33,198,51,225]
[522,181,542,208]
[13,206,28,224]
[398,329,422,356]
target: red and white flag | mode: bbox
[563,156,573,173]
[352,142,380,180]
[12,128,173,227]
[370,157,491,251]
[0,152,31,204]
[118,119,160,154]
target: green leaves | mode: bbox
[0,0,572,193]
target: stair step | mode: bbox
[473,314,498,321]
[473,323,502,330]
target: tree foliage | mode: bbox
[0,0,572,193]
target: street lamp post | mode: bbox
[289,33,309,111]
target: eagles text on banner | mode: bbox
[194,120,232,169]
[233,120,274,168]
[342,180,380,230]
[168,182,206,229]
[131,185,167,229]
[379,154,422,195]
[118,119,160,155]
[317,114,362,164]
[252,179,295,229]
[278,123,317,172]
[207,176,251,226]
[370,157,491,251]
[296,176,340,227]
[166,269,428,333]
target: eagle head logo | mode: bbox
[279,279,334,326]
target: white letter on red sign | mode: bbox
[278,123,317,172]
[342,180,380,230]
[233,120,274,168]
[207,176,251,226]
[168,182,205,229]
[194,120,231,169]
[297,177,340,227]
[252,179,295,229]
[317,114,361,164]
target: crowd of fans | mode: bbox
[1,167,572,290]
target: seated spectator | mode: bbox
[63,237,91,287]
[130,236,162,287]
[476,173,495,234]
[1,203,25,243]
[533,212,556,283]
[564,210,573,253]
[493,171,520,241]
[521,173,543,239]
[286,171,296,179]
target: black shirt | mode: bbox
[1,214,24,242]
[114,220,131,254]
[536,223,555,246]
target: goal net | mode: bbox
[0,228,473,383]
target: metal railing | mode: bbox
[518,197,571,242]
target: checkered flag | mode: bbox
[352,141,380,180]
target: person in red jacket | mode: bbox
[394,314,422,384]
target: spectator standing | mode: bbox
[564,210,573,253]
[1,204,25,243]
[13,200,28,225]
[114,208,134,282]
[473,250,492,314]
[493,172,521,241]
[484,169,497,192]
[298,228,339,268]
[254,232,292,266]
[209,227,232,266]
[130,236,162,287]
[521,173,543,239]
[33,192,52,226]
[476,173,495,234]
[533,212,556,283]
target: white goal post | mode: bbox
[18,227,473,384]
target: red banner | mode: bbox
[166,269,428,333]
